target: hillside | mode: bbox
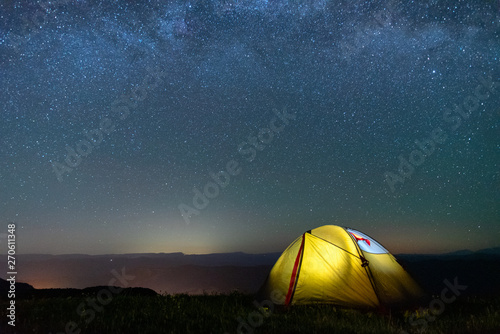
[1,249,499,296]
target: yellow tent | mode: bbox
[259,225,423,308]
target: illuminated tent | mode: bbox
[259,225,423,308]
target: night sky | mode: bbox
[1,0,499,255]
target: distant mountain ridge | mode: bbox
[1,248,499,296]
[476,247,500,255]
[0,252,282,294]
[13,251,283,266]
[14,247,500,266]
[397,247,500,261]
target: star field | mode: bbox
[0,0,499,255]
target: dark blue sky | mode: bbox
[1,0,499,255]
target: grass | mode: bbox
[1,293,499,334]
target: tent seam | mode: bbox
[344,227,382,307]
[307,232,361,260]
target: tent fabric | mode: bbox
[346,228,388,254]
[259,225,423,308]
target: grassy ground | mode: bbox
[1,293,499,334]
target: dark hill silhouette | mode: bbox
[397,250,500,297]
[0,278,157,299]
[0,277,35,298]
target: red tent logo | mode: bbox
[350,232,371,246]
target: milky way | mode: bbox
[0,0,499,254]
